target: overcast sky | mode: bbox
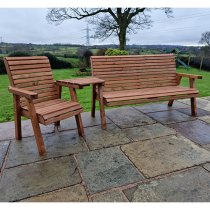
[0,8,210,46]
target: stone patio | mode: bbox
[1,98,210,202]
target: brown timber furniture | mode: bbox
[56,77,106,128]
[91,54,202,129]
[4,56,84,155]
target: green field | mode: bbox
[0,67,210,123]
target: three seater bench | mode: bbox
[90,54,202,129]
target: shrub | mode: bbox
[39,53,72,69]
[105,48,129,56]
[8,51,31,57]
[95,48,107,56]
[83,49,93,68]
[0,58,6,74]
[0,51,31,74]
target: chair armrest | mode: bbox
[176,73,202,79]
[8,86,38,100]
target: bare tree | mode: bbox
[199,31,210,47]
[47,8,172,50]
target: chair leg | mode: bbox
[168,100,174,107]
[75,114,84,137]
[191,97,197,116]
[13,95,22,140]
[27,100,46,155]
[98,84,107,129]
[91,84,96,118]
[55,121,60,127]
[30,118,46,155]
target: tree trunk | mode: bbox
[119,29,126,50]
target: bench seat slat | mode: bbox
[103,86,198,103]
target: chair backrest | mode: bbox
[4,56,59,106]
[91,54,177,92]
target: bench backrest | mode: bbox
[91,54,177,92]
[4,56,59,106]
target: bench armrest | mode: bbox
[8,86,38,100]
[176,73,202,79]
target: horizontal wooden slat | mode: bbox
[106,94,198,107]
[103,86,192,98]
[7,59,49,66]
[25,83,56,91]
[44,109,83,125]
[43,105,82,120]
[5,56,47,61]
[16,79,54,88]
[10,64,51,71]
[14,75,54,85]
[91,54,174,60]
[93,62,175,70]
[104,83,178,91]
[37,101,79,115]
[13,71,53,79]
[11,67,51,75]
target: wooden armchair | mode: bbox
[4,56,84,155]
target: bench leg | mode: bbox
[91,84,96,118]
[14,95,22,140]
[75,114,84,137]
[98,84,107,129]
[191,97,197,116]
[168,100,174,107]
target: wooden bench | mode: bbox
[90,54,202,128]
[4,56,84,155]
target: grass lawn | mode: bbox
[0,66,210,123]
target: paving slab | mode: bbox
[58,111,111,132]
[202,144,210,151]
[202,96,210,101]
[177,108,210,117]
[134,101,189,113]
[0,120,55,141]
[123,167,210,202]
[122,123,176,142]
[84,123,131,150]
[106,107,155,129]
[91,189,128,202]
[5,130,88,168]
[22,185,88,202]
[147,110,194,124]
[121,135,210,177]
[0,141,10,171]
[76,147,144,194]
[169,120,210,145]
[203,163,210,172]
[180,98,210,111]
[198,115,210,124]
[0,156,81,202]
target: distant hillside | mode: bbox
[0,42,201,56]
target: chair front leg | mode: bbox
[13,95,22,140]
[27,99,46,155]
[75,114,84,137]
[98,84,107,129]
